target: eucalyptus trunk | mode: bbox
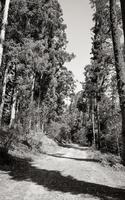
[110,0,125,165]
[29,74,35,130]
[92,98,96,148]
[120,0,125,43]
[0,0,11,68]
[36,86,41,131]
[0,65,9,126]
[9,88,18,129]
[97,101,101,150]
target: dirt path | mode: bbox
[0,145,125,200]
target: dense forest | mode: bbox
[0,0,125,168]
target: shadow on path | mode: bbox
[0,154,125,200]
[58,143,89,151]
[43,152,99,163]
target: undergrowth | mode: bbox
[88,149,125,171]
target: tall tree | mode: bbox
[0,0,10,126]
[0,63,9,126]
[110,0,125,164]
[85,0,111,149]
[120,0,125,43]
[0,0,10,67]
[0,0,75,135]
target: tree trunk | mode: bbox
[0,0,11,68]
[31,75,35,105]
[120,0,125,43]
[36,86,41,131]
[97,101,101,150]
[92,98,96,148]
[0,65,9,126]
[29,74,35,130]
[110,0,125,165]
[9,88,17,129]
[115,127,120,156]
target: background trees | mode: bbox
[0,0,75,151]
[0,0,125,166]
[76,0,125,164]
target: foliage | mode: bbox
[0,0,75,151]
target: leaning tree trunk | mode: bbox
[110,0,125,165]
[0,0,11,68]
[120,0,125,43]
[0,65,9,126]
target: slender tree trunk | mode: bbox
[16,98,20,114]
[120,0,125,43]
[97,101,101,150]
[110,0,125,165]
[9,88,17,129]
[29,74,35,130]
[92,98,96,148]
[41,123,44,135]
[116,128,120,156]
[31,75,35,105]
[0,0,11,68]
[36,87,41,131]
[0,65,9,126]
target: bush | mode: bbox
[89,150,123,169]
[46,121,71,144]
[73,127,88,146]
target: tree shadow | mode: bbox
[58,143,89,151]
[43,152,99,162]
[0,154,125,200]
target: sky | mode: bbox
[58,0,93,92]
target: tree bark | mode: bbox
[0,65,9,126]
[116,127,120,156]
[9,88,17,129]
[31,75,35,105]
[92,98,96,148]
[120,0,125,43]
[36,86,41,131]
[97,101,101,150]
[0,0,11,68]
[29,74,35,130]
[110,0,125,165]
